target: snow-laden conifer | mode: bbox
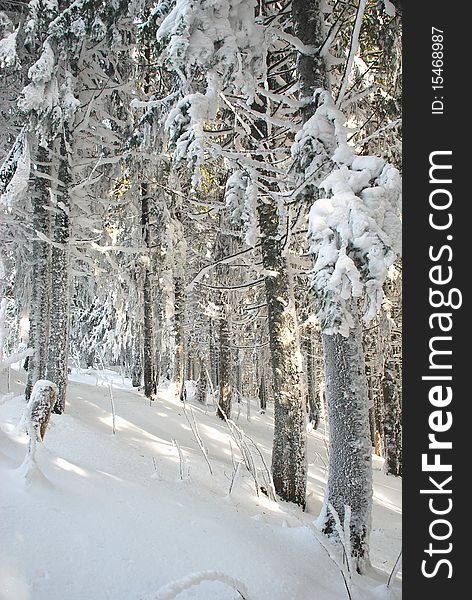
[293,90,402,336]
[292,88,401,569]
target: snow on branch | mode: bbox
[156,0,266,97]
[0,298,32,371]
[22,380,58,442]
[292,90,401,336]
[188,245,258,289]
[18,40,57,114]
[156,0,269,180]
[336,0,368,107]
[0,129,31,208]
[0,346,33,372]
[197,278,265,292]
[267,26,317,56]
[225,170,258,247]
[0,27,19,69]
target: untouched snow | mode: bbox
[0,368,401,600]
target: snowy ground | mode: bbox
[0,367,401,600]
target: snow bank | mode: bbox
[0,371,401,599]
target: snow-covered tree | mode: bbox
[292,88,401,568]
[0,0,402,577]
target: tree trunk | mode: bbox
[195,358,207,405]
[173,274,185,401]
[214,224,233,420]
[25,145,51,401]
[258,375,267,413]
[368,406,376,448]
[131,320,142,387]
[293,0,374,562]
[46,131,71,414]
[141,182,157,400]
[258,196,307,507]
[217,305,231,419]
[321,303,372,572]
[304,330,320,429]
[292,0,330,119]
[246,27,309,505]
[373,376,385,456]
[382,357,402,476]
[209,317,219,389]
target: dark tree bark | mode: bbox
[382,357,402,476]
[258,375,267,413]
[242,24,309,506]
[304,331,320,429]
[173,273,185,401]
[214,226,233,420]
[292,0,330,118]
[209,317,219,389]
[217,303,231,419]
[258,196,307,507]
[368,406,376,449]
[131,319,143,387]
[25,144,51,401]
[46,130,71,414]
[364,357,381,451]
[195,358,207,405]
[141,182,157,400]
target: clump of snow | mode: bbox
[0,130,31,208]
[157,0,266,99]
[0,28,18,69]
[17,38,80,141]
[69,17,86,39]
[19,379,58,441]
[155,570,249,599]
[60,71,80,120]
[91,16,107,41]
[292,90,353,189]
[157,0,268,180]
[165,91,217,179]
[225,169,258,246]
[0,297,32,369]
[29,40,55,85]
[14,380,57,482]
[292,90,402,335]
[383,0,396,17]
[18,41,58,115]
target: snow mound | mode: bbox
[0,371,401,599]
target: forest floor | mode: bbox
[0,367,401,600]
